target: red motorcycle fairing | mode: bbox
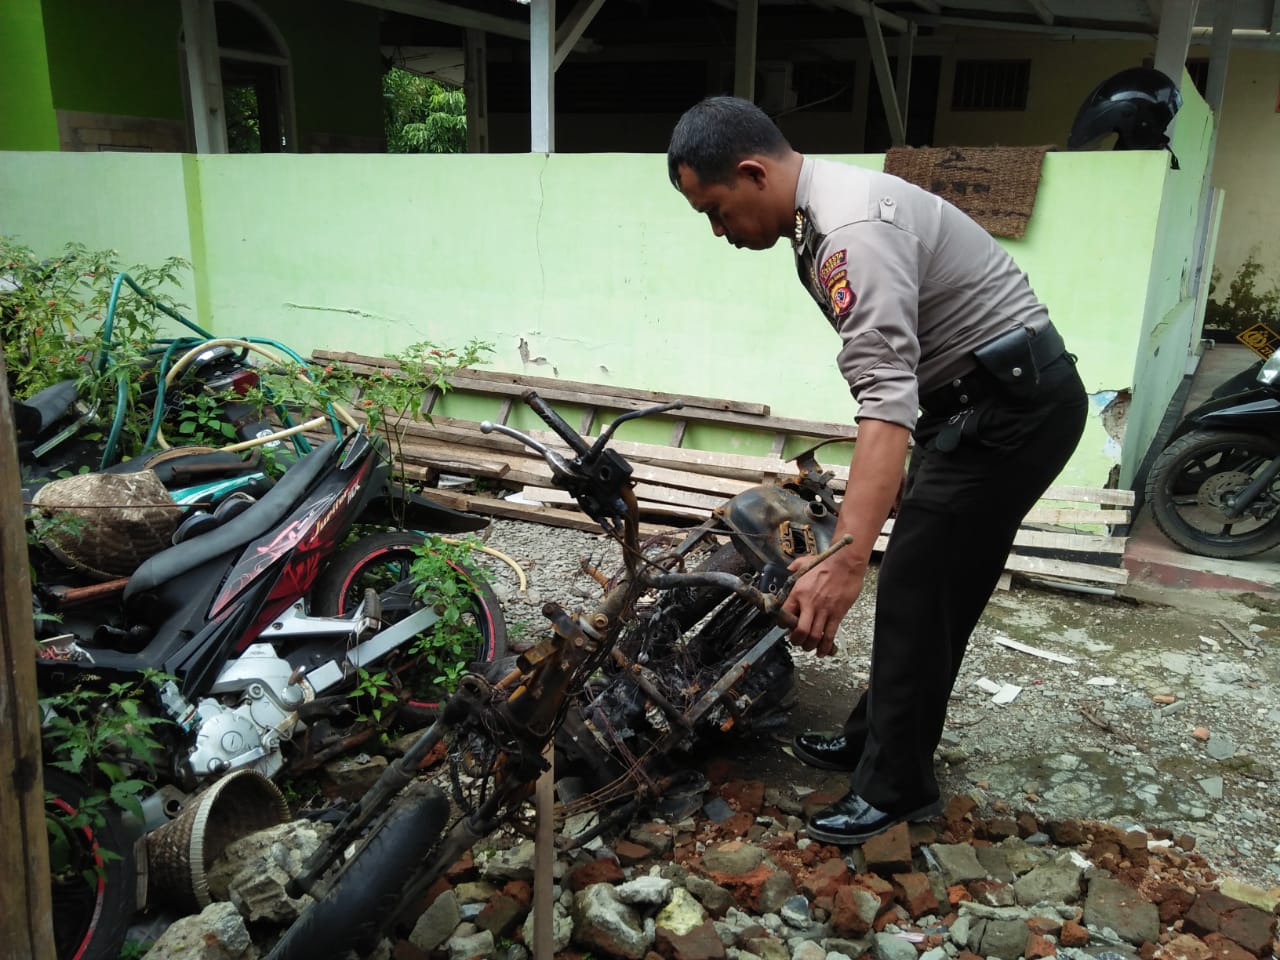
[210,446,379,648]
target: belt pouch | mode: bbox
[972,326,1041,399]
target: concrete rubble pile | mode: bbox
[141,776,1280,960]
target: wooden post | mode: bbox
[532,742,555,960]
[734,0,758,101]
[530,0,555,152]
[0,353,56,960]
[464,28,489,153]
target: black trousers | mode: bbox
[842,354,1088,812]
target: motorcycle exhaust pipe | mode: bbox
[46,577,129,607]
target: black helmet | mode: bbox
[1067,67,1182,151]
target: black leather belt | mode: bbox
[920,324,1067,418]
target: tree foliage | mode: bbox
[383,67,467,153]
[1204,254,1280,338]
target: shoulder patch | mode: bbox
[826,268,856,318]
[818,249,847,285]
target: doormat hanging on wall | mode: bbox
[883,145,1052,239]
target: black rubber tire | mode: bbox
[44,768,137,960]
[267,785,450,960]
[1145,430,1280,559]
[310,531,508,714]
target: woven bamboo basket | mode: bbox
[144,770,291,914]
[31,469,182,579]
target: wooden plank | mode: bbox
[1003,553,1130,585]
[880,518,1126,556]
[314,349,771,415]
[342,428,760,497]
[1022,507,1131,525]
[524,482,723,512]
[388,440,512,480]
[439,374,854,439]
[0,358,56,960]
[1012,529,1126,555]
[352,410,838,487]
[1041,485,1135,506]
[871,531,1130,585]
[419,488,675,538]
[669,420,687,448]
[507,490,705,523]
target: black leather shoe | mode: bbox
[791,731,862,771]
[805,791,944,845]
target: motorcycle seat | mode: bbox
[122,437,342,607]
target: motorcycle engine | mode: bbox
[181,644,307,782]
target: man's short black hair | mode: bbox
[667,96,791,189]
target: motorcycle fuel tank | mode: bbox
[718,480,838,570]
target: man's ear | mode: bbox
[736,158,769,189]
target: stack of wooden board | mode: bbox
[310,350,1133,588]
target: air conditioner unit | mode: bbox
[757,61,797,113]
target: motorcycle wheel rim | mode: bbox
[332,547,500,712]
[1163,440,1280,544]
[47,795,107,960]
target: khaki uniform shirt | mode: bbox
[792,157,1051,430]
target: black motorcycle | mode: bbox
[35,428,506,960]
[1145,352,1280,558]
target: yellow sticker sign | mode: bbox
[1236,322,1279,359]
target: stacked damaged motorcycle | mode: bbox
[30,423,506,960]
[1145,351,1280,559]
[263,392,848,960]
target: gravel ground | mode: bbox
[467,517,1280,892]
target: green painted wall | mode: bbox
[0,152,196,327]
[1122,75,1215,487]
[0,0,59,150]
[32,0,382,145]
[40,0,184,120]
[0,145,1182,488]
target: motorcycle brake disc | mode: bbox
[1196,470,1251,509]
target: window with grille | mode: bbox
[951,60,1030,111]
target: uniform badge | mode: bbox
[819,249,847,285]
[826,269,856,318]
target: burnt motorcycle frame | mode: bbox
[268,392,851,960]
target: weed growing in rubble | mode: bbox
[409,536,492,694]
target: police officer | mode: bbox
[667,96,1087,844]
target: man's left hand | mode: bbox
[782,555,864,657]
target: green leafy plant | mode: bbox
[174,391,241,445]
[41,672,173,882]
[117,939,154,960]
[242,339,492,510]
[1204,253,1280,339]
[349,666,400,729]
[1,236,190,457]
[408,536,490,694]
[26,510,87,608]
[384,67,466,154]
